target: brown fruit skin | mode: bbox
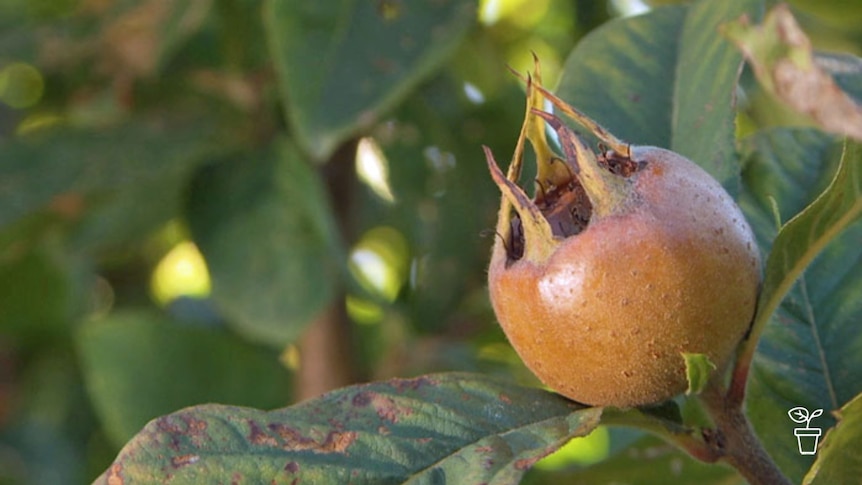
[489,146,761,407]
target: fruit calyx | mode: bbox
[484,57,643,266]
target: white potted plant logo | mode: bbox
[787,406,823,455]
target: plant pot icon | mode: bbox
[788,407,823,456]
[793,427,821,455]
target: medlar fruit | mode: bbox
[485,61,761,407]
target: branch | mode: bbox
[296,139,360,401]
[697,381,792,485]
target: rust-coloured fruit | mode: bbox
[485,61,761,407]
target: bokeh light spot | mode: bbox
[479,0,550,28]
[535,425,611,469]
[346,294,385,325]
[356,137,396,203]
[463,81,486,104]
[279,344,301,371]
[150,241,211,306]
[0,63,45,109]
[348,226,410,302]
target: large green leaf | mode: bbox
[555,0,762,192]
[737,128,839,248]
[186,139,342,346]
[77,311,292,447]
[264,0,476,161]
[741,135,862,482]
[751,137,862,334]
[804,392,862,485]
[94,373,601,484]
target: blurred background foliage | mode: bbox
[0,0,860,483]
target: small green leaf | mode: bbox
[804,392,862,485]
[94,373,602,484]
[186,139,342,346]
[264,0,475,160]
[682,353,717,396]
[77,311,292,447]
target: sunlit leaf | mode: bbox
[94,373,601,484]
[682,353,716,396]
[77,311,292,447]
[186,139,343,346]
[804,392,862,485]
[264,0,476,160]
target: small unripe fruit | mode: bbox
[485,62,761,407]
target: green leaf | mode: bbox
[682,353,716,396]
[94,373,601,484]
[737,128,839,249]
[529,435,744,485]
[742,135,862,482]
[187,139,342,346]
[77,311,292,447]
[555,0,763,192]
[264,0,476,161]
[0,245,71,348]
[804,392,862,485]
[750,139,862,361]
[0,121,211,231]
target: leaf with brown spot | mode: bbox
[93,373,601,484]
[724,4,862,140]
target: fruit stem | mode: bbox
[727,356,751,408]
[601,409,721,463]
[697,380,793,485]
[532,109,631,218]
